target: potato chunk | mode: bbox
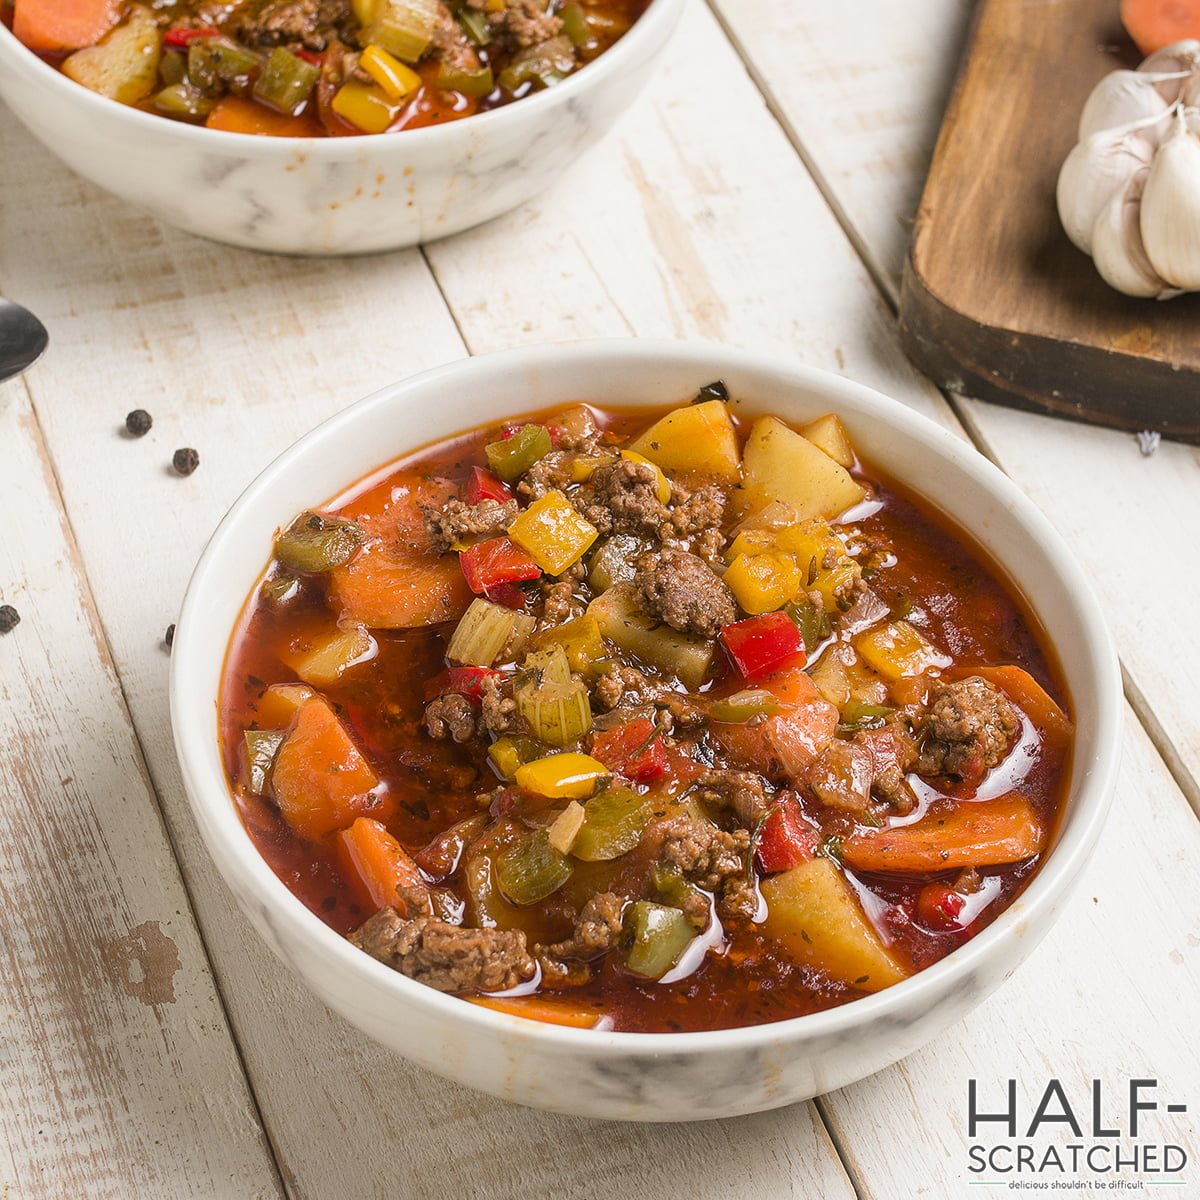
[761,857,909,992]
[627,400,741,482]
[62,5,161,105]
[737,416,865,520]
[801,413,857,469]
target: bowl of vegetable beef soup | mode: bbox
[171,340,1121,1119]
[0,0,681,252]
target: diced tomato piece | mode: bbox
[459,536,541,594]
[164,24,220,45]
[446,665,503,700]
[546,424,565,447]
[464,466,513,506]
[485,582,529,609]
[915,881,966,931]
[755,794,817,873]
[721,612,807,680]
[590,718,668,781]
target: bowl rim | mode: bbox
[170,337,1122,1055]
[0,0,681,152]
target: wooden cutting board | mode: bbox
[899,0,1200,442]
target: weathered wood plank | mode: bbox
[0,382,283,1199]
[713,0,1200,805]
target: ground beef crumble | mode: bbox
[633,548,736,638]
[581,457,670,536]
[695,769,773,828]
[651,817,757,928]
[351,909,536,993]
[918,676,1018,780]
[424,693,478,743]
[425,498,517,555]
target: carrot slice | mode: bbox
[338,817,426,915]
[270,696,382,840]
[206,97,323,137]
[468,995,603,1029]
[964,665,1072,754]
[13,0,120,52]
[1121,0,1200,55]
[330,477,472,629]
[840,793,1045,874]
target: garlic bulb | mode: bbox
[1056,127,1154,254]
[1092,172,1174,298]
[1078,70,1168,140]
[1059,43,1200,298]
[1140,110,1200,289]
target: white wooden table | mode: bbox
[2,3,1198,1196]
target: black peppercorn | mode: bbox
[125,409,153,437]
[173,448,199,476]
[0,604,19,634]
[164,623,175,649]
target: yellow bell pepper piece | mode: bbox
[331,81,400,133]
[725,528,776,562]
[532,614,606,675]
[515,754,609,799]
[620,450,671,503]
[570,454,605,483]
[361,43,422,100]
[724,551,800,615]
[508,490,598,575]
[855,620,952,681]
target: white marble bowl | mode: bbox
[0,1,682,254]
[171,340,1121,1120]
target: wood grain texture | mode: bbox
[0,384,283,1199]
[900,0,1200,439]
[0,48,858,1196]
[714,0,1200,808]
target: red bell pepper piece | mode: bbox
[485,582,529,610]
[720,612,807,680]
[755,794,817,874]
[446,665,503,700]
[295,47,323,65]
[590,717,667,781]
[464,466,513,506]
[163,24,220,46]
[459,536,541,595]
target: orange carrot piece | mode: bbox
[468,995,602,1029]
[1121,0,1200,55]
[13,0,120,52]
[205,96,323,138]
[331,477,472,629]
[967,665,1073,754]
[338,817,426,915]
[841,793,1046,874]
[270,696,381,840]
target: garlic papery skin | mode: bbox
[1079,70,1170,140]
[1139,39,1200,101]
[1057,127,1154,254]
[1140,110,1200,288]
[1184,74,1200,107]
[1092,172,1175,298]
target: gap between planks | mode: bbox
[6,373,292,1197]
[703,0,1200,821]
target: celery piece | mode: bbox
[623,902,693,979]
[709,688,781,724]
[514,673,592,746]
[497,34,576,92]
[153,82,215,120]
[572,787,652,862]
[366,0,438,62]
[187,37,261,91]
[559,1,589,46]
[244,729,286,795]
[436,62,494,97]
[484,424,553,483]
[587,534,645,593]
[448,598,535,667]
[495,829,573,905]
[488,735,549,780]
[252,47,319,114]
[274,512,364,573]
